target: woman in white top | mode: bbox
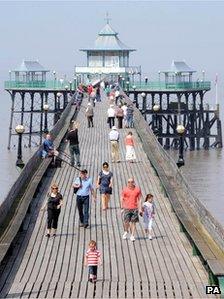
[107,105,115,129]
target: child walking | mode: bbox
[85,240,102,283]
[142,194,155,240]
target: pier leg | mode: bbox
[189,111,195,150]
[7,91,15,150]
[29,92,34,147]
[40,93,44,145]
[20,92,25,125]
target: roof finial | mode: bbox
[105,12,111,24]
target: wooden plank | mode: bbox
[54,281,64,299]
[110,281,117,299]
[86,281,95,299]
[94,281,103,298]
[141,281,150,298]
[102,281,110,299]
[118,281,126,299]
[78,281,87,298]
[133,281,141,299]
[6,282,26,298]
[37,281,49,299]
[70,281,80,298]
[45,281,57,298]
[149,281,158,299]
[62,281,72,298]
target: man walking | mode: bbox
[73,169,96,228]
[66,122,81,167]
[109,126,120,163]
[120,178,142,241]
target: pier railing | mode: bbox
[0,96,78,262]
[122,91,224,251]
[4,80,77,90]
[127,81,211,91]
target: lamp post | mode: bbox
[74,76,77,90]
[176,124,185,168]
[59,78,64,88]
[9,70,12,81]
[55,92,62,124]
[122,77,125,89]
[152,104,160,135]
[141,92,146,118]
[145,76,148,85]
[15,125,25,168]
[69,81,72,91]
[158,71,161,83]
[43,104,49,133]
[126,81,130,92]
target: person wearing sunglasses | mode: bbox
[41,183,63,237]
[96,162,113,211]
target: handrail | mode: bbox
[121,90,224,251]
[0,97,77,242]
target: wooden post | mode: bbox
[29,92,34,147]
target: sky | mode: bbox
[0,1,224,101]
[1,0,223,144]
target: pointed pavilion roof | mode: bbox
[80,22,135,52]
[13,60,50,72]
[162,61,196,73]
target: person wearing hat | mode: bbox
[109,126,120,163]
[107,104,115,129]
[85,102,94,128]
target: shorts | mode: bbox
[123,209,139,223]
[143,218,153,230]
[88,265,98,276]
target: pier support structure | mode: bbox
[128,89,222,150]
[6,89,73,149]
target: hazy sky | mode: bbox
[0,1,224,95]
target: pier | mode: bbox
[1,19,224,299]
[0,92,224,298]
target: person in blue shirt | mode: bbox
[73,169,96,228]
[42,134,55,158]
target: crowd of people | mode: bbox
[41,81,156,283]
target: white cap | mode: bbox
[112,126,117,130]
[87,103,91,106]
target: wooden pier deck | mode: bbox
[0,95,215,298]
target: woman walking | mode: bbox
[125,132,136,163]
[42,183,63,237]
[96,162,113,211]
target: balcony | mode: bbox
[129,81,211,91]
[4,80,76,90]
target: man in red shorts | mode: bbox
[120,178,142,241]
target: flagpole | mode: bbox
[215,73,219,118]
[215,73,218,106]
